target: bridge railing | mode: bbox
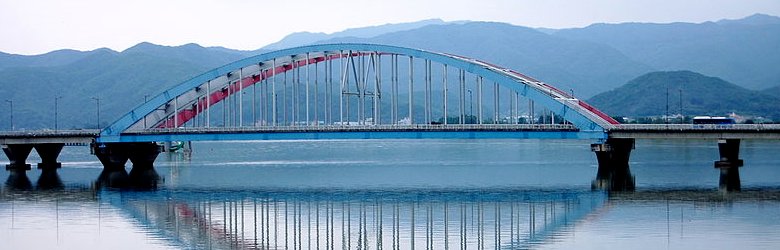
[125,124,579,134]
[613,124,780,131]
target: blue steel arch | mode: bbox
[101,43,617,140]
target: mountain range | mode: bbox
[1,14,778,129]
[261,19,458,50]
[0,43,248,129]
[553,13,780,91]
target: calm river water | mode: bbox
[1,139,779,249]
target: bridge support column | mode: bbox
[714,139,743,192]
[34,143,64,170]
[128,142,162,188]
[93,142,162,188]
[93,143,130,188]
[2,144,33,171]
[591,138,635,191]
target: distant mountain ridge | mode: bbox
[0,48,114,70]
[552,13,780,90]
[587,71,780,119]
[122,42,247,70]
[716,13,780,25]
[262,19,455,50]
[319,21,653,97]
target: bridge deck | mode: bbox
[0,129,100,144]
[608,124,780,139]
[109,124,594,142]
[2,124,779,144]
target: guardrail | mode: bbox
[125,124,579,134]
[613,124,780,131]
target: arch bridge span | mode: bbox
[6,44,776,192]
[100,43,618,142]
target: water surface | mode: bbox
[1,139,778,249]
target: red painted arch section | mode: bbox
[578,100,620,125]
[157,52,370,128]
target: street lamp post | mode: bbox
[92,97,101,129]
[143,95,149,128]
[4,99,12,130]
[467,89,473,123]
[679,88,683,124]
[54,96,62,130]
[665,87,669,124]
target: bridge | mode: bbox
[2,43,779,192]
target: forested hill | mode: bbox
[0,43,250,129]
[587,71,780,120]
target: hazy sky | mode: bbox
[1,0,778,55]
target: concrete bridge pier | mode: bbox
[591,138,635,191]
[34,143,64,170]
[93,142,162,188]
[94,143,130,187]
[2,144,33,171]
[714,139,743,192]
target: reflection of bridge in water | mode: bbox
[104,189,606,249]
[5,178,780,249]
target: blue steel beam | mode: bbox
[105,130,604,143]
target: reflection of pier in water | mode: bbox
[104,189,606,249]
